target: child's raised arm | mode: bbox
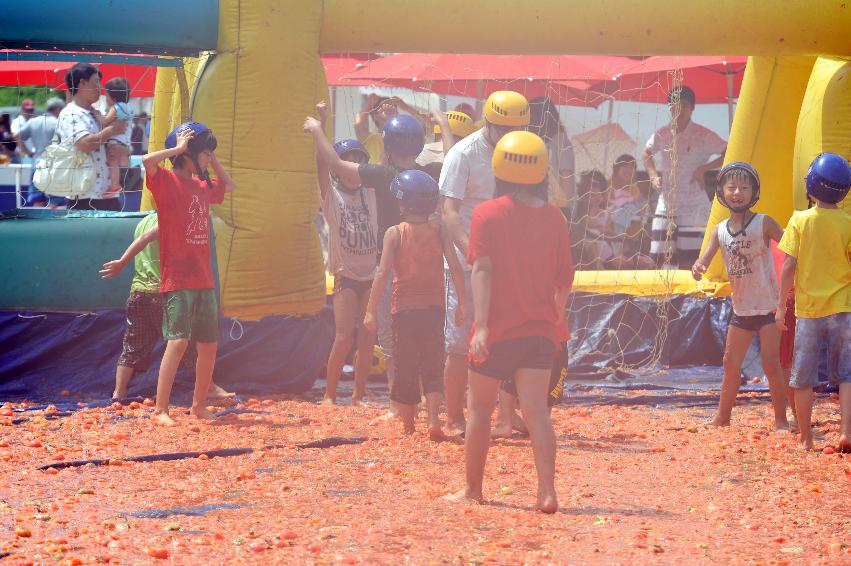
[304,116,362,189]
[314,101,331,199]
[363,227,399,332]
[209,154,236,193]
[142,128,192,176]
[691,224,720,281]
[100,225,159,279]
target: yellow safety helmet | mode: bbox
[483,91,530,127]
[433,111,475,138]
[492,131,549,185]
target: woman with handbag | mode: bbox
[41,63,127,210]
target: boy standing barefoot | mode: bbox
[143,122,235,425]
[449,131,574,513]
[776,153,851,451]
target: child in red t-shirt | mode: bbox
[447,131,574,514]
[364,170,466,438]
[143,122,235,425]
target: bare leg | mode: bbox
[190,341,217,420]
[708,325,753,426]
[208,382,235,399]
[443,353,468,436]
[514,367,558,513]
[793,387,814,450]
[323,289,357,405]
[492,390,527,437]
[450,369,499,504]
[113,365,134,399]
[783,367,798,431]
[425,392,445,440]
[154,339,189,425]
[398,403,416,435]
[838,382,851,453]
[352,288,375,405]
[759,324,790,430]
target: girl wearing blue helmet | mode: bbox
[692,162,791,430]
[312,101,378,406]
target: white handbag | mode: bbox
[32,136,95,198]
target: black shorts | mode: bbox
[500,341,567,407]
[333,275,373,296]
[470,336,555,381]
[391,307,445,406]
[118,291,196,372]
[730,312,775,332]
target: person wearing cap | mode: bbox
[11,98,36,158]
[643,86,727,268]
[439,90,531,437]
[56,63,128,210]
[15,97,65,206]
[447,130,573,513]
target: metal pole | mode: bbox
[726,72,735,131]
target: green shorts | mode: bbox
[162,289,220,342]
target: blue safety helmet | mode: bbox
[806,152,851,204]
[333,139,370,163]
[164,121,217,185]
[382,115,425,158]
[716,162,761,213]
[390,170,439,216]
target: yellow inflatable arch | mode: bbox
[143,0,851,319]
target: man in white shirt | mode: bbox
[439,91,530,436]
[10,99,35,157]
[643,86,726,268]
[55,63,127,211]
[16,97,65,206]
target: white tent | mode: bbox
[570,122,636,175]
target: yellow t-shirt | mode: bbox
[364,132,383,164]
[777,207,851,318]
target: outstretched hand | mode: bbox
[100,259,127,279]
[303,116,321,133]
[316,101,328,125]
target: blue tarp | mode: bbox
[0,308,334,401]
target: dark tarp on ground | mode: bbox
[0,308,334,401]
[0,293,731,401]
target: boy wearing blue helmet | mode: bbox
[692,162,789,430]
[305,110,440,405]
[363,170,466,438]
[313,101,378,406]
[142,121,235,425]
[776,153,851,452]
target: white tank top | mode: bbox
[322,179,379,281]
[717,214,778,316]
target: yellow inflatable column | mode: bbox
[701,56,816,283]
[793,57,851,213]
[195,0,326,319]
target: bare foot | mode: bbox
[153,411,176,426]
[443,487,483,505]
[838,435,851,454]
[190,406,216,420]
[403,424,415,435]
[321,396,336,406]
[350,397,367,407]
[111,389,127,400]
[208,383,235,399]
[705,415,731,427]
[774,419,790,432]
[443,421,465,438]
[429,426,447,442]
[800,436,814,451]
[789,418,800,433]
[491,423,513,439]
[379,410,399,421]
[511,413,529,435]
[537,491,559,514]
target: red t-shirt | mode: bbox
[146,167,225,293]
[468,195,575,348]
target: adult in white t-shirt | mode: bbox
[439,90,530,436]
[643,86,726,268]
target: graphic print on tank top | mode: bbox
[334,190,376,257]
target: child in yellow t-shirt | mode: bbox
[776,153,851,452]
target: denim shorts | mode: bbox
[444,268,472,355]
[790,312,851,389]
